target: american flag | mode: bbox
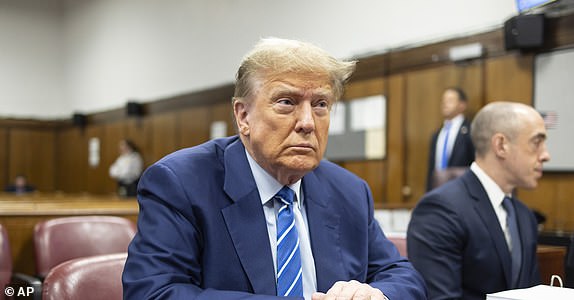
[540,111,558,129]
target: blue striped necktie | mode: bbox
[440,121,452,169]
[275,186,303,297]
[503,196,522,288]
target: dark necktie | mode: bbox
[503,196,522,288]
[275,186,303,297]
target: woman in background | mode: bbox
[109,139,143,197]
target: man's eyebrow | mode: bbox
[270,87,304,98]
[269,86,333,99]
[531,132,547,141]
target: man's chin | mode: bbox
[282,158,319,173]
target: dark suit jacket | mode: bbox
[4,185,35,194]
[426,119,475,191]
[407,171,540,300]
[123,136,426,299]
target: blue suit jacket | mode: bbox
[408,171,540,300]
[123,136,426,299]
[426,119,475,191]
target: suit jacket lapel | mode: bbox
[450,120,470,163]
[303,171,344,292]
[464,172,513,286]
[221,139,276,295]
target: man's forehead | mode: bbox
[264,76,333,93]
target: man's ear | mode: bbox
[233,98,250,136]
[492,133,508,158]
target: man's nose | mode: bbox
[540,146,551,163]
[295,103,315,134]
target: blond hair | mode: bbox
[234,37,356,101]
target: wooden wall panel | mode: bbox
[211,102,235,137]
[0,128,7,187]
[125,117,150,166]
[8,128,56,192]
[85,125,106,194]
[404,63,483,203]
[178,105,210,148]
[518,174,574,232]
[149,112,178,163]
[338,160,385,205]
[485,54,533,104]
[55,127,88,193]
[386,74,406,204]
[127,117,155,167]
[343,78,385,99]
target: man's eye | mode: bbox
[315,100,328,108]
[277,99,293,105]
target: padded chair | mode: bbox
[566,235,574,288]
[42,253,127,300]
[34,216,136,279]
[431,167,468,189]
[0,224,12,290]
[1,224,42,300]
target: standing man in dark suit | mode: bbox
[408,101,550,300]
[123,37,426,300]
[426,87,475,191]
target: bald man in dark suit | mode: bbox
[409,102,550,300]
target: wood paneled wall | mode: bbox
[0,124,56,192]
[1,14,573,232]
[48,102,236,196]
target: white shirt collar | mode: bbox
[244,149,302,206]
[470,162,507,208]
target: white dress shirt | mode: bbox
[435,114,465,170]
[245,150,317,300]
[470,162,513,248]
[109,151,143,184]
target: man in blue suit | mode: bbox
[408,102,551,300]
[426,87,475,191]
[123,37,426,300]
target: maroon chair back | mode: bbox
[42,253,127,300]
[388,235,408,257]
[431,167,468,189]
[0,224,12,290]
[34,216,136,278]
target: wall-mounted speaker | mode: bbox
[72,113,87,127]
[126,102,144,117]
[504,14,545,51]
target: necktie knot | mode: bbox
[275,186,295,206]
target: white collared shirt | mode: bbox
[435,114,465,170]
[245,150,317,299]
[470,162,512,248]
